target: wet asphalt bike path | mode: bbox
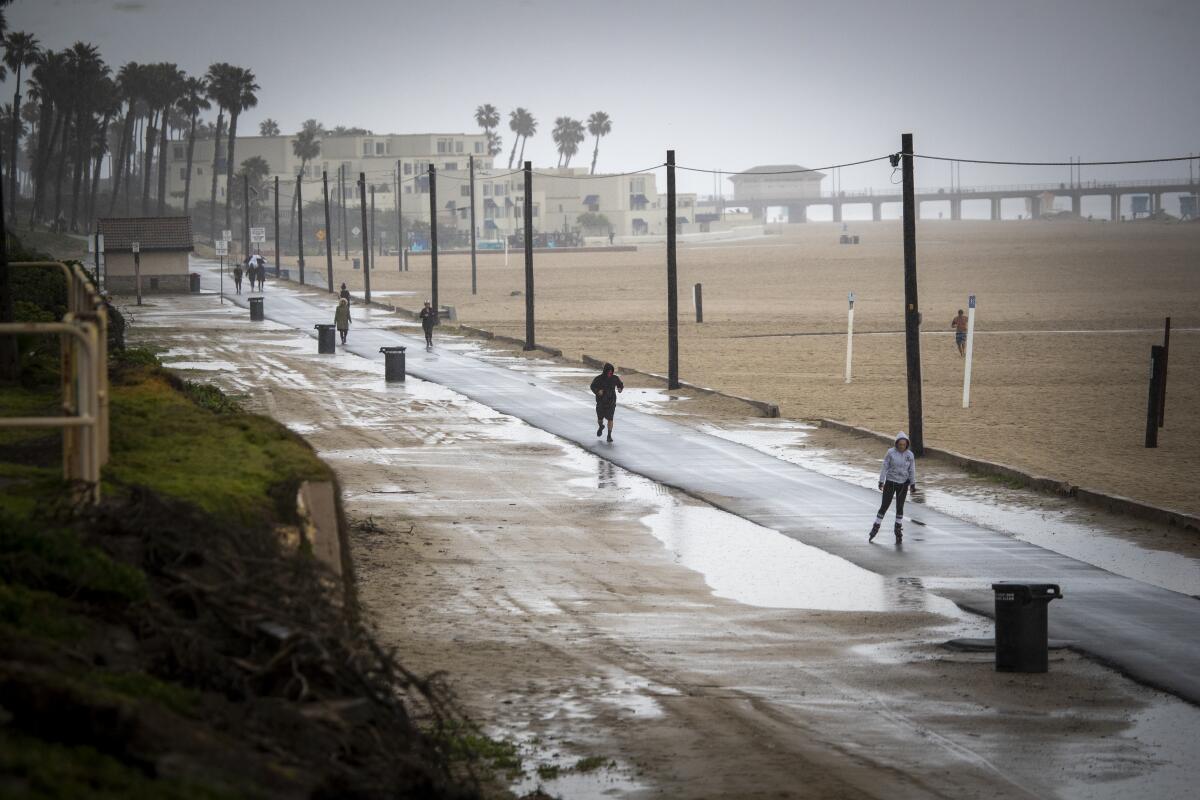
[198,263,1200,704]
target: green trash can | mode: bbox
[992,582,1062,673]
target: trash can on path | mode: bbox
[992,582,1062,673]
[380,346,406,382]
[249,297,264,321]
[189,272,201,293]
[315,324,336,354]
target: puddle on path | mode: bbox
[161,359,240,372]
[702,422,1200,598]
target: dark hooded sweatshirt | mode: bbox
[590,366,624,410]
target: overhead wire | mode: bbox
[914,154,1198,167]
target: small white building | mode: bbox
[97,216,194,294]
[729,164,825,202]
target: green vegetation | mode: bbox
[573,755,613,773]
[1,250,475,797]
[437,722,524,780]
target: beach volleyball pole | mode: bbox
[845,291,855,383]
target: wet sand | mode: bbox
[285,219,1200,515]
[127,294,1200,799]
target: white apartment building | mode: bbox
[169,132,683,240]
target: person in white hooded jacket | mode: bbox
[870,431,916,542]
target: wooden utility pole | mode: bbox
[523,161,534,350]
[243,178,250,262]
[370,185,376,258]
[296,174,305,286]
[428,165,438,320]
[273,176,280,277]
[395,161,404,271]
[469,154,477,295]
[322,170,333,292]
[666,149,680,389]
[339,165,347,259]
[358,172,371,304]
[900,133,925,455]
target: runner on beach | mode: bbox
[339,283,352,303]
[232,261,243,294]
[951,309,969,357]
[869,432,916,543]
[590,363,624,443]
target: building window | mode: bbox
[494,184,506,196]
[474,142,483,154]
[533,205,539,218]
[460,185,470,197]
[483,184,491,197]
[444,162,457,172]
[179,167,187,180]
[375,142,385,155]
[197,167,203,175]
[405,186,412,194]
[403,162,412,175]
[437,139,447,153]
[455,141,463,153]
[173,145,184,160]
[363,141,372,155]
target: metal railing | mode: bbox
[0,261,109,502]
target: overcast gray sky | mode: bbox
[9,0,1200,194]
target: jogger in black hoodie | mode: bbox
[590,363,624,443]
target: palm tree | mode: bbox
[204,62,232,238]
[586,111,611,175]
[175,76,208,214]
[258,118,279,136]
[486,130,502,158]
[27,49,67,224]
[211,65,258,236]
[552,116,584,168]
[292,118,322,177]
[507,108,524,169]
[107,61,142,215]
[84,76,118,226]
[3,30,39,213]
[515,109,536,167]
[474,102,498,146]
[56,43,104,228]
[152,64,184,215]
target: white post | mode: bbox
[962,294,977,408]
[845,291,855,383]
[504,235,509,267]
[132,242,142,306]
[219,255,224,304]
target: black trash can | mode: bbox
[352,258,361,270]
[314,324,336,354]
[992,582,1062,673]
[249,297,264,321]
[380,346,406,382]
[189,272,201,293]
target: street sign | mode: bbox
[351,226,361,236]
[316,229,326,242]
[131,241,140,253]
[215,240,228,255]
[250,226,266,243]
[222,229,233,242]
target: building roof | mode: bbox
[98,216,194,252]
[730,165,825,182]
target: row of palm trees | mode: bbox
[1,27,258,239]
[473,105,613,174]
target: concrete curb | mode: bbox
[581,354,780,418]
[817,418,1200,533]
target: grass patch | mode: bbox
[90,670,202,718]
[536,764,561,780]
[104,350,330,527]
[0,583,86,642]
[0,515,147,603]
[573,755,612,773]
[438,722,524,778]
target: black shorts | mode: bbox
[596,403,616,421]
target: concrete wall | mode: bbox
[105,273,190,294]
[105,251,188,277]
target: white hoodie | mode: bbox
[879,431,916,485]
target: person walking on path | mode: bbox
[869,431,917,543]
[334,297,351,345]
[339,283,352,304]
[232,261,244,294]
[419,300,436,350]
[245,256,256,292]
[951,309,969,357]
[590,362,624,443]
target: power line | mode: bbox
[914,154,1199,167]
[529,163,666,179]
[676,156,893,175]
